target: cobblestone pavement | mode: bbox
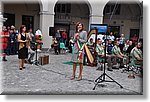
[1,52,143,95]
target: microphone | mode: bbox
[78,30,80,33]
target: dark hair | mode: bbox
[135,42,138,46]
[75,22,84,33]
[20,25,26,34]
[10,28,14,31]
[114,40,119,45]
[90,38,93,41]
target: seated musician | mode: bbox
[96,39,113,71]
[112,40,126,68]
[87,38,94,49]
[126,40,134,54]
[86,38,94,65]
[27,46,35,64]
[107,39,114,55]
[130,42,143,65]
[52,37,59,55]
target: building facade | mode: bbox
[0,0,143,48]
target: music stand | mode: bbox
[93,27,123,90]
[32,42,39,66]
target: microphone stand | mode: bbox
[93,28,123,90]
[32,42,39,66]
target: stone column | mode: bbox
[0,0,3,94]
[139,2,143,39]
[0,2,3,33]
[39,0,56,49]
[39,11,54,49]
[89,0,109,25]
[89,14,103,24]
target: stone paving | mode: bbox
[1,52,143,95]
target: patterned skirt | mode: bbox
[72,53,84,64]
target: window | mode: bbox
[57,4,61,13]
[61,4,66,13]
[130,29,139,39]
[22,15,34,31]
[104,4,121,15]
[108,26,120,38]
[3,13,15,27]
[55,3,71,14]
[66,4,71,13]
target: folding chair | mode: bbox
[60,42,66,54]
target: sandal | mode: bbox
[77,77,82,81]
[70,76,75,80]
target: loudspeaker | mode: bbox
[49,27,55,36]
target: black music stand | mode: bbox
[93,27,123,90]
[32,42,39,66]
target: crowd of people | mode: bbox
[0,25,36,67]
[51,30,68,55]
[0,25,19,61]
[86,31,143,73]
[0,23,143,80]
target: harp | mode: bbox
[85,28,98,66]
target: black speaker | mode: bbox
[49,27,55,36]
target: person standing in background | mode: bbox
[108,32,115,43]
[55,30,61,53]
[0,26,9,61]
[28,28,35,50]
[55,30,61,42]
[119,33,125,52]
[131,34,138,46]
[9,28,16,55]
[13,26,19,54]
[62,30,67,46]
[69,37,74,53]
[8,25,17,55]
[27,28,35,64]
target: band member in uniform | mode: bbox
[112,40,126,68]
[71,22,87,81]
[130,42,143,65]
[96,39,113,71]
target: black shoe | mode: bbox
[112,66,119,69]
[23,67,26,69]
[19,67,23,70]
[107,68,113,71]
[2,59,7,61]
[128,74,135,79]
[119,65,126,68]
